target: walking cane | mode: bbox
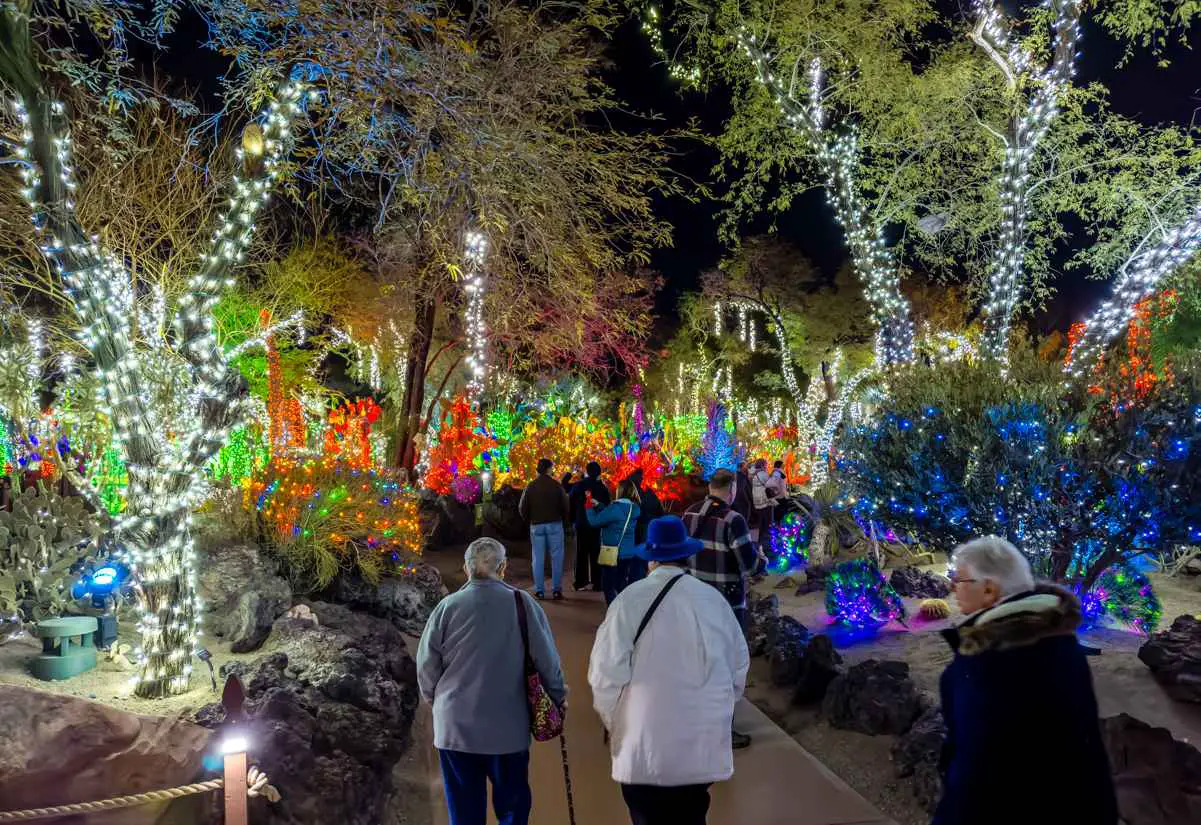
[559,732,577,825]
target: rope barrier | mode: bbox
[0,767,279,822]
[0,779,225,822]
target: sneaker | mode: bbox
[552,590,564,601]
[731,730,752,750]
[533,591,545,600]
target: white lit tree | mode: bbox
[1064,203,1201,378]
[0,4,304,697]
[972,0,1082,362]
[737,33,915,366]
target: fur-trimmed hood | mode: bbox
[943,583,1082,657]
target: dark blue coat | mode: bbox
[934,585,1117,825]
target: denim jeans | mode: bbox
[530,521,565,594]
[438,749,531,825]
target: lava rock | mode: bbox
[195,602,419,825]
[219,660,248,680]
[795,561,835,595]
[792,634,843,705]
[0,685,211,825]
[1102,713,1201,825]
[1138,614,1201,703]
[768,616,811,687]
[197,540,292,653]
[745,592,781,657]
[323,563,448,635]
[823,659,925,735]
[889,566,952,599]
[893,705,946,814]
[482,485,527,541]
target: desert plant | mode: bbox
[0,483,103,621]
[246,457,424,591]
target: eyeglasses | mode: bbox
[951,577,978,586]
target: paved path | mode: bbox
[420,584,894,825]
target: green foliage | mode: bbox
[0,484,103,621]
[1089,0,1201,61]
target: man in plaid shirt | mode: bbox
[682,468,762,749]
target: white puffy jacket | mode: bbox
[588,566,749,786]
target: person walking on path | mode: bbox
[682,468,760,749]
[519,457,571,600]
[749,459,780,549]
[588,515,749,825]
[934,536,1116,825]
[417,538,568,825]
[629,469,662,582]
[570,461,610,591]
[587,478,642,605]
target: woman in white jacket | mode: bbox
[588,515,750,825]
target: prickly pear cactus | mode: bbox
[0,483,102,621]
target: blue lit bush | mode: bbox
[837,349,1201,593]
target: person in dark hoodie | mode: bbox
[569,461,610,591]
[628,469,663,582]
[935,536,1117,825]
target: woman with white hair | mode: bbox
[934,536,1117,825]
[417,537,567,825]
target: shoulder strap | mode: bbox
[633,573,687,647]
[514,590,534,671]
[617,502,633,542]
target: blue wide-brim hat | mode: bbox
[636,515,703,562]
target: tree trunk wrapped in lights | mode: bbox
[973,0,1083,363]
[0,3,304,697]
[737,33,914,366]
[1065,204,1201,379]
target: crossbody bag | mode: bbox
[598,502,633,567]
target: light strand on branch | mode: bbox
[738,32,915,366]
[1065,203,1201,378]
[3,0,306,697]
[975,0,1082,363]
[462,229,490,403]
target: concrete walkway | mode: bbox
[421,585,894,825]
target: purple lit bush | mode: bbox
[825,559,906,630]
[451,474,482,505]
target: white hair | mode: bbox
[464,537,507,579]
[951,536,1035,597]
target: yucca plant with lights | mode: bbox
[0,3,307,697]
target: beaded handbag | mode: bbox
[515,590,564,741]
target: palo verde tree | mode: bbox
[644,0,1201,363]
[0,2,305,697]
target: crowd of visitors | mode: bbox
[416,459,1115,825]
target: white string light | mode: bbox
[9,56,306,697]
[975,0,1082,363]
[738,32,915,365]
[462,229,490,403]
[1066,201,1201,378]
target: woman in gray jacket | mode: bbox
[417,537,567,825]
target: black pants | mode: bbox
[573,527,601,588]
[621,783,711,825]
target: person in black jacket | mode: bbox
[628,469,663,582]
[569,461,610,591]
[935,536,1117,825]
[518,458,571,600]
